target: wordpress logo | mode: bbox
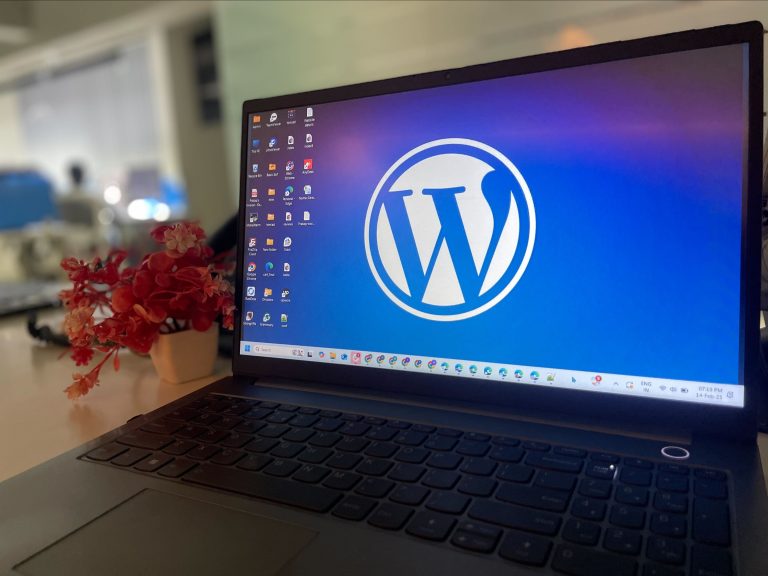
[364,138,535,321]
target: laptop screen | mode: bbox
[239,43,748,409]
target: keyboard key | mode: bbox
[535,470,576,492]
[308,432,341,448]
[323,471,362,491]
[220,432,253,448]
[290,414,320,428]
[258,424,290,438]
[647,536,686,566]
[326,452,362,470]
[166,407,199,421]
[390,484,429,506]
[293,464,331,484]
[691,545,732,576]
[235,420,266,435]
[315,418,343,432]
[245,438,278,454]
[644,564,684,576]
[187,444,221,461]
[298,407,320,415]
[388,463,425,483]
[468,500,561,536]
[586,461,617,480]
[456,440,490,457]
[461,457,497,476]
[364,442,398,459]
[357,458,392,477]
[244,408,272,420]
[498,530,552,566]
[118,431,173,451]
[237,454,273,471]
[492,436,520,447]
[270,442,303,459]
[282,428,315,443]
[406,511,456,541]
[387,419,410,429]
[363,416,385,425]
[654,491,688,514]
[426,452,462,470]
[210,449,245,466]
[339,422,370,436]
[336,437,370,453]
[497,463,534,484]
[497,483,571,513]
[464,432,490,441]
[650,512,687,538]
[262,459,300,478]
[297,446,332,464]
[422,470,459,490]
[134,454,173,472]
[624,457,653,469]
[451,522,501,553]
[554,446,586,458]
[85,443,128,461]
[425,436,458,451]
[694,468,726,481]
[695,478,728,500]
[657,474,688,493]
[522,441,550,452]
[333,495,376,520]
[175,424,207,439]
[578,478,612,499]
[603,527,642,555]
[355,478,394,498]
[395,430,428,446]
[277,403,298,412]
[426,492,470,515]
[435,427,462,438]
[693,498,730,546]
[526,452,582,474]
[562,518,601,546]
[319,409,341,418]
[619,467,652,487]
[590,452,620,463]
[368,502,413,530]
[393,446,428,465]
[366,426,398,441]
[212,416,242,430]
[197,429,228,444]
[570,497,606,521]
[551,543,637,576]
[615,485,649,507]
[111,448,151,467]
[164,440,198,455]
[158,458,197,478]
[659,463,689,476]
[609,504,645,529]
[489,446,524,463]
[457,476,497,497]
[193,412,221,426]
[141,420,183,436]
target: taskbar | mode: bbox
[239,341,744,408]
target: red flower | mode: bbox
[59,221,233,398]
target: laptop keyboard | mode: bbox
[84,394,735,576]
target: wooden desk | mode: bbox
[1,311,767,486]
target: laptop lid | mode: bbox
[233,22,763,442]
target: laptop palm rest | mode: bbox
[14,489,317,576]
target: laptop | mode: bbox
[0,21,766,576]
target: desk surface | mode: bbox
[1,311,767,485]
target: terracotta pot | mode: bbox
[149,324,218,383]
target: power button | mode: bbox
[661,446,690,460]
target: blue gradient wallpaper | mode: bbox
[242,44,746,385]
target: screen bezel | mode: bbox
[233,22,764,441]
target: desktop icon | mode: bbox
[469,365,478,374]
[483,366,492,376]
[246,287,256,297]
[531,371,540,381]
[269,137,278,148]
[262,313,271,322]
[303,211,310,221]
[252,139,260,148]
[414,359,423,368]
[284,186,293,197]
[250,188,258,199]
[288,135,294,146]
[627,382,636,390]
[319,351,325,359]
[252,115,261,124]
[285,212,292,222]
[341,353,349,361]
[402,357,411,366]
[351,352,361,364]
[281,289,290,298]
[268,163,277,171]
[306,133,313,144]
[592,374,602,385]
[428,360,437,369]
[283,263,291,272]
[499,367,509,378]
[303,185,312,195]
[455,363,463,373]
[244,344,251,352]
[303,159,313,170]
[364,353,373,364]
[265,262,274,271]
[389,356,398,365]
[306,107,313,118]
[267,213,275,221]
[283,237,292,248]
[269,112,277,122]
[440,362,449,372]
[249,213,258,223]
[376,355,385,364]
[263,288,272,297]
[330,352,337,360]
[546,373,555,382]
[514,369,523,379]
[268,188,276,196]
[266,238,274,246]
[286,161,295,172]
[287,109,296,120]
[280,313,287,323]
[252,164,259,173]
[245,311,253,321]
[248,238,256,248]
[247,262,256,272]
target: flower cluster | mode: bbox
[60,222,234,399]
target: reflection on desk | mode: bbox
[0,311,230,483]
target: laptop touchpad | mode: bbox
[14,489,317,576]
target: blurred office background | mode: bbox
[0,0,766,288]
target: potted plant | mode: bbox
[59,221,235,398]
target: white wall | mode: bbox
[0,90,26,166]
[215,0,768,196]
